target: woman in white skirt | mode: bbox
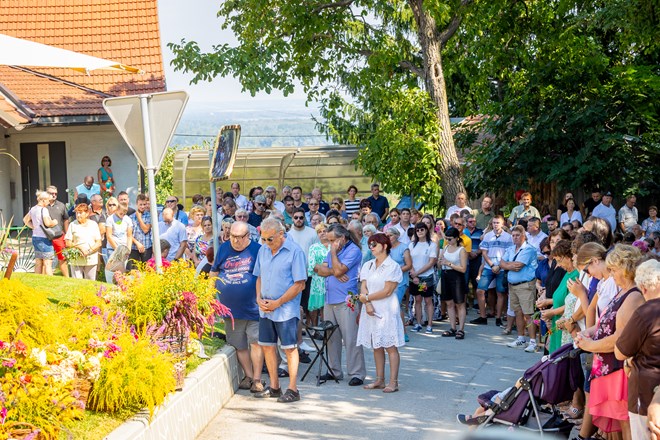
[358,233,404,393]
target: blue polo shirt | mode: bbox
[253,236,307,322]
[502,242,538,284]
[325,241,362,304]
[366,195,390,219]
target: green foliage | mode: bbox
[152,146,176,204]
[87,333,176,417]
[168,0,471,206]
[448,0,660,196]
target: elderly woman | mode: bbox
[641,206,659,237]
[385,227,412,342]
[614,259,660,440]
[358,233,404,393]
[307,223,331,327]
[23,190,58,276]
[541,240,580,353]
[185,205,206,261]
[64,202,102,280]
[190,216,214,267]
[576,245,645,440]
[361,224,377,264]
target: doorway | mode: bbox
[20,142,68,214]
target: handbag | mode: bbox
[39,208,63,240]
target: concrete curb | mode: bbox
[105,345,239,440]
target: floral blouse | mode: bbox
[590,287,640,379]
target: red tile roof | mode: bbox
[0,0,166,119]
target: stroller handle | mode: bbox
[569,348,584,358]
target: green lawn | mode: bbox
[11,273,225,440]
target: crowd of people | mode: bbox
[22,166,660,436]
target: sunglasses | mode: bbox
[293,216,304,220]
[166,200,177,203]
[254,202,264,206]
[368,242,378,248]
[262,236,279,243]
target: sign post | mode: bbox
[103,91,189,272]
[210,125,241,253]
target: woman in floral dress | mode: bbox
[307,223,330,327]
[576,244,645,439]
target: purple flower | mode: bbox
[2,359,16,368]
[90,306,101,316]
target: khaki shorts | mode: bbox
[508,281,536,315]
[224,319,259,351]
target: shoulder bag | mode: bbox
[39,208,64,240]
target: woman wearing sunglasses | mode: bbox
[438,228,468,339]
[408,222,438,333]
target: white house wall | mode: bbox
[0,130,12,226]
[5,124,138,225]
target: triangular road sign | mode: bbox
[103,91,188,171]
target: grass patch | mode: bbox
[11,273,226,439]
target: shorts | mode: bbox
[51,236,66,261]
[395,282,408,303]
[440,270,467,304]
[258,317,299,349]
[225,318,259,351]
[508,281,536,315]
[32,236,54,260]
[477,268,507,293]
[410,275,435,298]
[300,277,312,313]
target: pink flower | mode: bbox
[2,359,16,368]
[13,340,27,356]
[103,342,121,359]
[90,306,101,316]
[0,341,6,350]
[1,407,7,424]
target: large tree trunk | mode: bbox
[410,0,467,208]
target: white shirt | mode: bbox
[393,223,412,244]
[287,226,319,266]
[560,211,583,225]
[592,202,617,232]
[596,277,619,317]
[408,240,438,277]
[526,230,548,256]
[273,200,285,212]
[445,204,470,220]
[618,205,638,232]
[234,194,249,210]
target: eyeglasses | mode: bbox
[230,233,248,240]
[583,261,591,274]
[416,228,426,232]
[254,202,264,206]
[47,192,57,196]
[293,216,304,220]
[107,203,117,207]
[368,242,378,249]
[166,200,177,203]
[261,235,279,243]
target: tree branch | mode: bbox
[313,0,355,13]
[439,0,474,45]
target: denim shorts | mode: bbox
[32,236,54,259]
[477,268,507,293]
[258,317,299,349]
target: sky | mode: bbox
[157,0,310,111]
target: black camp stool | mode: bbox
[301,320,340,386]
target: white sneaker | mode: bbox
[524,342,537,353]
[299,342,317,352]
[507,338,527,348]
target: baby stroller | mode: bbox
[469,343,584,437]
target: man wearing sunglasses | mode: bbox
[248,195,268,227]
[159,195,188,226]
[253,218,307,403]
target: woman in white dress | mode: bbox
[358,233,404,393]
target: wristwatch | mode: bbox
[366,293,370,302]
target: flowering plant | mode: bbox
[61,246,84,263]
[345,290,360,312]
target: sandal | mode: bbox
[363,377,385,390]
[441,329,457,337]
[455,330,465,340]
[561,406,584,420]
[278,368,289,378]
[383,381,398,393]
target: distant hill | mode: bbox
[171,100,332,149]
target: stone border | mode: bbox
[105,345,239,440]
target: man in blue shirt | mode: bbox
[314,224,366,386]
[158,208,187,261]
[500,225,539,353]
[366,183,390,223]
[253,218,307,403]
[128,193,153,270]
[210,221,264,394]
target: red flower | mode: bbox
[13,340,27,356]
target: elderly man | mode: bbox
[311,188,330,215]
[161,195,188,225]
[618,194,638,233]
[159,207,187,261]
[231,182,249,210]
[501,225,538,353]
[248,195,268,227]
[220,198,237,223]
[253,218,307,403]
[264,186,285,212]
[235,209,260,242]
[508,192,540,226]
[305,198,326,224]
[362,213,380,230]
[128,193,153,269]
[210,222,264,393]
[592,190,617,232]
[446,192,470,220]
[314,224,366,386]
[74,175,101,200]
[45,185,70,277]
[526,217,548,259]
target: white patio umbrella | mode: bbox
[0,33,143,74]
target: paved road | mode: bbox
[197,317,542,440]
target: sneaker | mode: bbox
[413,324,423,332]
[254,386,282,398]
[298,351,311,364]
[299,341,317,352]
[425,326,433,334]
[470,316,488,325]
[496,318,503,327]
[524,342,538,353]
[507,338,527,348]
[277,388,301,403]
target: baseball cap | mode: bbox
[602,191,613,197]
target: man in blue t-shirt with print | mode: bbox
[210,221,263,393]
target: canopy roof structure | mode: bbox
[0,33,143,74]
